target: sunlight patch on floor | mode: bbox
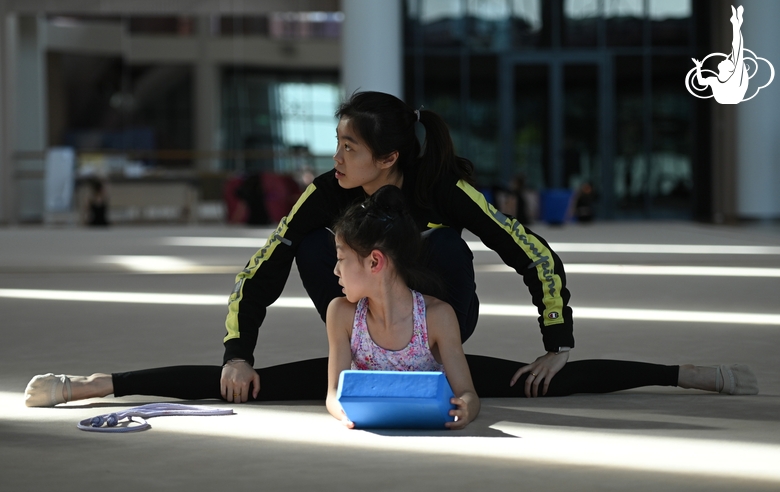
[99,255,236,274]
[468,242,780,255]
[3,391,779,483]
[478,263,780,277]
[2,288,780,325]
[163,237,780,256]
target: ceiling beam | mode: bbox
[1,0,341,15]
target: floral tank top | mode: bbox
[350,290,444,372]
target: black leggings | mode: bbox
[112,355,678,401]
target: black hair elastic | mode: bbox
[361,203,395,231]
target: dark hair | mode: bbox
[332,185,444,298]
[335,91,476,207]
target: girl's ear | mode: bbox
[376,151,399,171]
[368,249,386,273]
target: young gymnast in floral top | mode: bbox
[326,185,480,429]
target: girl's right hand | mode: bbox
[220,360,260,403]
[340,409,355,429]
[446,396,474,430]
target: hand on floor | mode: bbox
[510,351,569,397]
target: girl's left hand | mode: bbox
[510,351,569,397]
[445,397,472,430]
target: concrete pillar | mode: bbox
[17,15,46,152]
[709,0,737,224]
[341,0,403,99]
[14,14,48,222]
[0,12,21,225]
[736,0,780,220]
[195,16,220,171]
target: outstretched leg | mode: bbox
[25,373,114,406]
[113,358,329,401]
[467,355,758,397]
[466,355,679,398]
[27,358,330,407]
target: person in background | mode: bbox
[85,179,109,227]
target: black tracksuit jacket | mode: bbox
[223,168,574,365]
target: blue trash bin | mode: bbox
[540,189,573,225]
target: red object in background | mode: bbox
[223,175,248,224]
[224,172,302,225]
[261,172,302,223]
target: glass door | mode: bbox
[499,53,612,219]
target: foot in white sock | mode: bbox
[717,364,759,395]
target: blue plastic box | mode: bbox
[337,370,456,429]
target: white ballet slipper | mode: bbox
[717,364,758,395]
[24,373,72,407]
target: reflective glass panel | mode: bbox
[651,56,693,217]
[50,53,194,167]
[467,0,510,50]
[606,0,644,46]
[420,0,466,47]
[511,0,542,48]
[563,64,599,195]
[649,0,691,46]
[468,0,510,20]
[276,83,340,156]
[422,56,463,152]
[563,0,599,46]
[613,56,646,216]
[513,64,548,193]
[467,55,499,184]
[221,72,339,173]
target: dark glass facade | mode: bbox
[405,0,709,219]
[47,53,194,167]
[221,69,340,174]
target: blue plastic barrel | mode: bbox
[540,189,573,225]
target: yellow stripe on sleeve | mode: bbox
[224,183,318,342]
[456,180,565,325]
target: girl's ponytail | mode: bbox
[415,110,476,208]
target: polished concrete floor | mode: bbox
[1,221,779,491]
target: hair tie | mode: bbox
[414,106,424,122]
